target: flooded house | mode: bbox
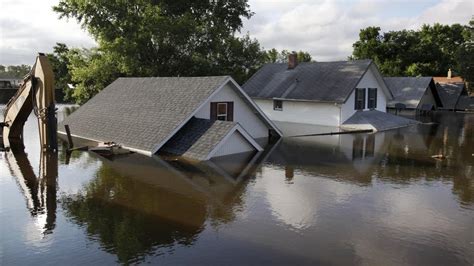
[384,77,443,113]
[434,69,473,112]
[436,82,469,111]
[242,54,416,133]
[59,76,282,160]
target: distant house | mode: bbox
[436,82,470,111]
[384,77,442,112]
[0,78,22,89]
[433,69,464,84]
[242,55,417,132]
[59,76,282,160]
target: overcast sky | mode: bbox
[0,0,472,65]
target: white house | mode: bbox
[59,76,282,160]
[242,55,399,132]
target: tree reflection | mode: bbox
[60,152,263,264]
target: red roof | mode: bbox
[433,76,464,84]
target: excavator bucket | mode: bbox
[2,54,57,151]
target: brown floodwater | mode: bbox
[0,106,473,265]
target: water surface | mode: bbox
[1,106,473,265]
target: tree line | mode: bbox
[5,0,473,103]
[351,19,473,85]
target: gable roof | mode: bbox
[384,77,441,109]
[59,76,279,156]
[242,59,389,103]
[160,118,262,161]
[436,82,465,110]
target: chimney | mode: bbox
[448,69,452,79]
[288,52,298,69]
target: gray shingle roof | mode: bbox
[384,77,434,109]
[60,76,229,154]
[242,60,373,103]
[436,83,465,110]
[455,95,474,111]
[342,110,419,131]
[160,118,238,160]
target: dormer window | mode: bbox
[367,88,377,109]
[355,88,366,110]
[217,103,228,121]
[211,102,234,121]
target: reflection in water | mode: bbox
[59,150,270,264]
[1,107,473,265]
[268,118,473,204]
[5,148,58,236]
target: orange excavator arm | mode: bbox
[2,54,57,151]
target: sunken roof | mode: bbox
[242,60,373,103]
[342,110,419,131]
[384,77,434,109]
[455,96,474,111]
[436,82,465,110]
[160,118,238,160]
[60,76,229,154]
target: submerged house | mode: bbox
[59,76,282,160]
[436,82,468,111]
[242,55,417,132]
[384,77,442,112]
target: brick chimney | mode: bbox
[288,52,298,69]
[447,68,452,79]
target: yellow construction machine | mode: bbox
[1,53,57,151]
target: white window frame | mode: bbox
[217,102,228,121]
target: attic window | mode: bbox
[217,103,228,120]
[273,100,283,111]
[367,88,377,109]
[211,102,234,121]
[355,88,366,110]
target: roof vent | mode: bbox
[288,52,298,70]
[447,69,452,79]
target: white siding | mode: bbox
[195,84,269,138]
[212,131,256,158]
[254,99,341,127]
[251,64,390,127]
[340,66,388,124]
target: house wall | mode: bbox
[250,65,389,127]
[253,99,341,127]
[195,83,269,139]
[340,67,387,124]
[418,87,437,109]
[212,131,256,158]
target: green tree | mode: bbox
[53,0,264,103]
[264,49,313,63]
[352,22,469,77]
[48,43,74,101]
[456,18,474,92]
[0,64,31,78]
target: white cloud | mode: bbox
[0,0,95,65]
[242,0,473,61]
[0,0,472,65]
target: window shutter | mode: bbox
[227,102,234,121]
[373,89,377,108]
[354,89,359,110]
[362,89,366,110]
[210,102,217,120]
